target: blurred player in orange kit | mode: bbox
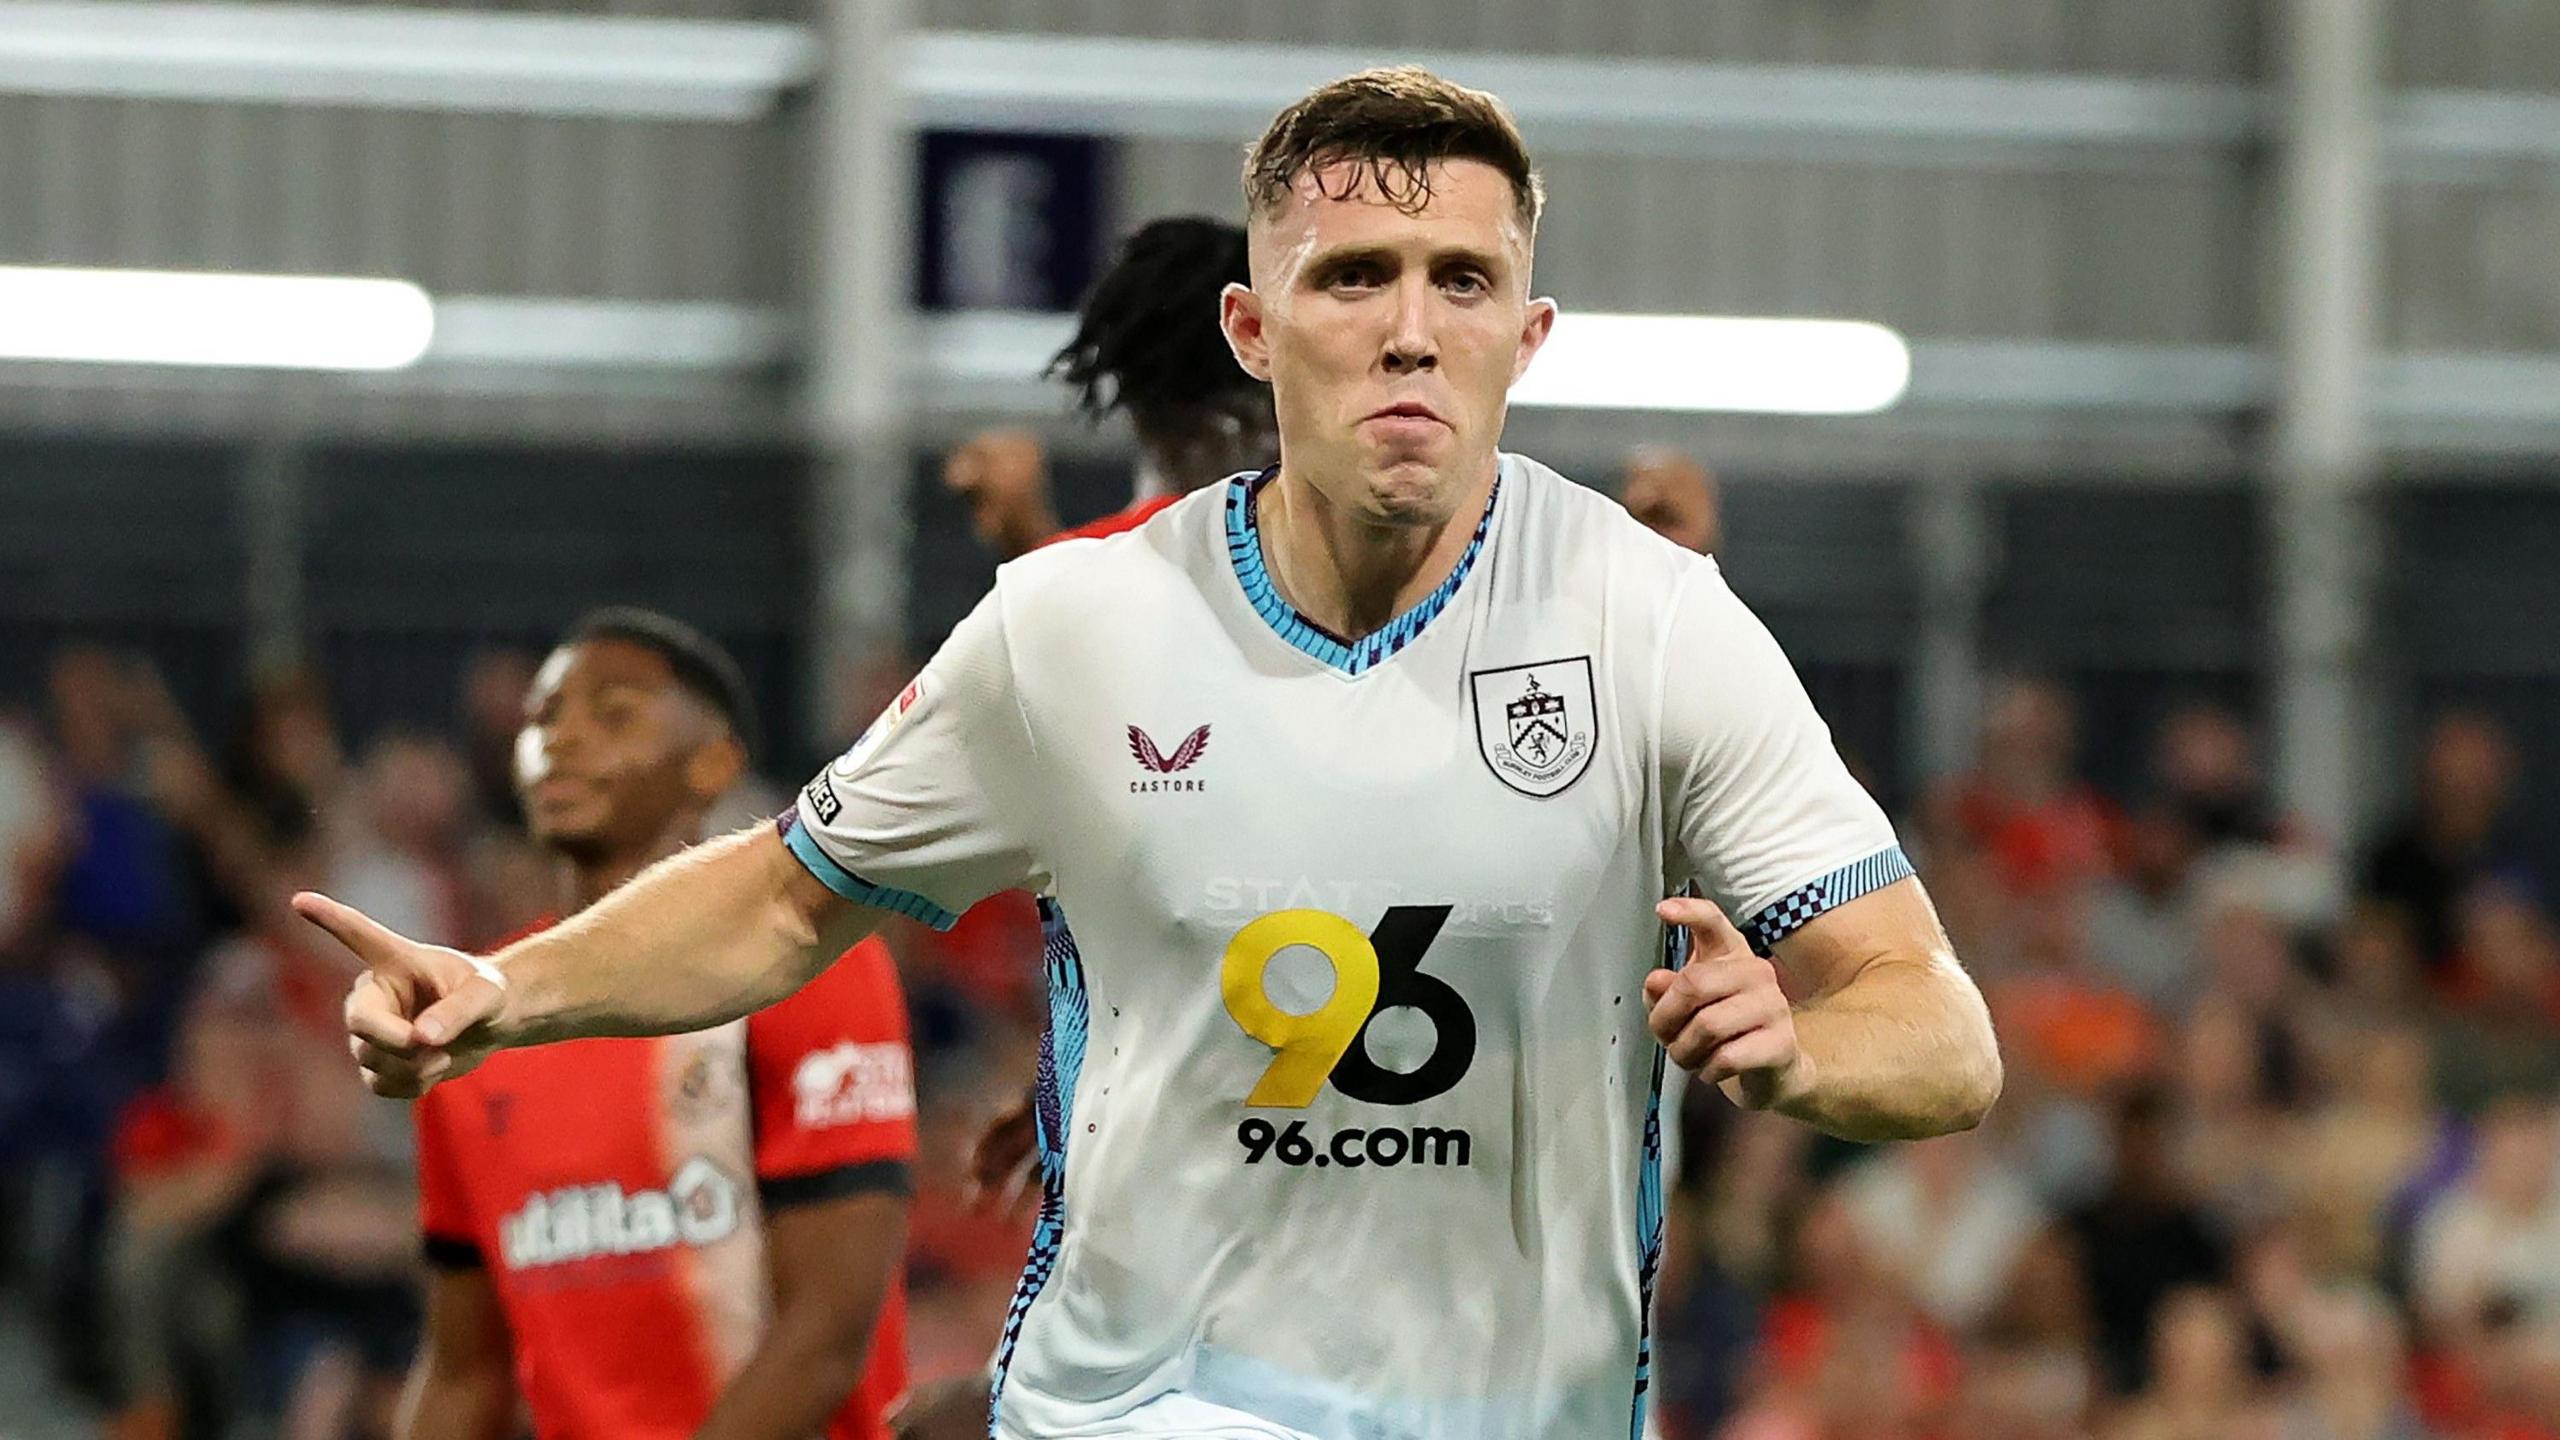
[400,608,917,1440]
[942,215,1277,558]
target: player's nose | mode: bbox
[1381,279,1439,374]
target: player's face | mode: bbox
[1226,158,1556,528]
[513,639,727,860]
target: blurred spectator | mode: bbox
[2428,886,2560,1113]
[46,646,215,968]
[0,707,66,960]
[1839,1130,2054,1335]
[2084,799,2208,1016]
[2068,1088,2234,1398]
[328,732,471,950]
[2411,1097,2560,1337]
[210,1043,417,1440]
[102,1004,282,1440]
[455,646,538,831]
[2170,998,2300,1233]
[1717,1186,1959,1440]
[2329,898,2432,1023]
[1623,447,1723,556]
[1986,886,2163,1106]
[1926,677,2117,902]
[1654,1108,1809,1437]
[2294,1023,2448,1283]
[219,668,347,856]
[2365,712,2528,974]
[2150,702,2288,851]
[2273,1287,2435,1440]
[2104,1286,2274,1440]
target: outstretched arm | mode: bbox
[307,822,879,1097]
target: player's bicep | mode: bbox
[767,822,898,953]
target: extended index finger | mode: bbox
[293,891,410,969]
[1656,895,1752,958]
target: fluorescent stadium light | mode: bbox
[1509,313,1911,415]
[0,266,435,371]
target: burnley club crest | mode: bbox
[1470,657,1597,798]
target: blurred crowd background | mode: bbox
[4,448,2558,1440]
[10,0,2560,1437]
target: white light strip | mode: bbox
[428,297,792,371]
[1509,314,1911,415]
[0,266,434,371]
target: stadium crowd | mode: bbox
[0,471,2553,1440]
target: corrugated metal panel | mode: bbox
[2389,0,2560,90]
[917,0,2253,78]
[1114,136,2253,344]
[0,85,796,435]
[2386,182,2560,351]
[0,94,790,299]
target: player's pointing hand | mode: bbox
[295,891,508,1099]
[1643,896,1811,1112]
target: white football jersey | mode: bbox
[787,454,1907,1439]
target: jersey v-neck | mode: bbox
[1222,464,1501,677]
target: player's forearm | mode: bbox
[691,1330,872,1440]
[397,1363,515,1440]
[1767,952,2001,1142]
[493,826,870,1048]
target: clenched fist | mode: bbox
[1643,896,1811,1112]
[296,891,509,1098]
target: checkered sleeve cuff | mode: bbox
[1738,846,1915,955]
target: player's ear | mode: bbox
[1511,297,1559,386]
[1222,282,1274,383]
[683,733,746,804]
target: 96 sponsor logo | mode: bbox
[1235,1117,1471,1169]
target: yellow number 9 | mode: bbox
[1220,910,1381,1108]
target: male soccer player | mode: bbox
[313,67,2001,1440]
[943,215,1276,557]
[399,609,916,1440]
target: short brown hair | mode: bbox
[1243,66,1543,235]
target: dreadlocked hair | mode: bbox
[1046,215,1259,430]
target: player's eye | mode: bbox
[1327,262,1384,291]
[1441,268,1490,297]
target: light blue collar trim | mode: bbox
[1222,467,1499,676]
